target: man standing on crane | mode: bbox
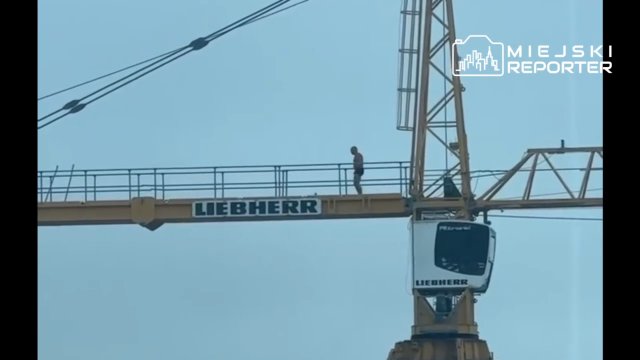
[351,146,364,195]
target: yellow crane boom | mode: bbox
[38,146,602,230]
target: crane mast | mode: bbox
[402,0,472,219]
[394,1,495,359]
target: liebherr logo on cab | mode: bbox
[415,279,469,286]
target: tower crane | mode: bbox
[37,1,603,359]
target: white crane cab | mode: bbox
[411,219,496,296]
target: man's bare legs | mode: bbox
[354,172,362,195]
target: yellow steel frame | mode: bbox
[37,147,602,231]
[38,194,410,230]
[38,194,602,230]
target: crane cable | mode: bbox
[38,0,307,130]
[490,214,602,221]
[37,49,180,102]
[38,0,291,128]
[37,0,309,102]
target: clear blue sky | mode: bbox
[38,1,602,359]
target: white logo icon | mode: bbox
[452,35,505,77]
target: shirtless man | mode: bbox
[350,146,364,195]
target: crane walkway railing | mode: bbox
[38,161,438,202]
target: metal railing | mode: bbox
[37,159,601,204]
[38,161,445,202]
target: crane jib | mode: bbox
[192,198,321,218]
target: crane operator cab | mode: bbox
[411,220,496,297]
